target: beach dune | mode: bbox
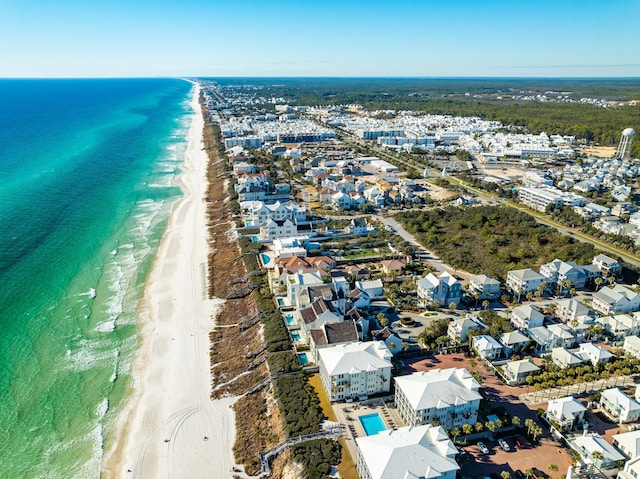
[103,83,236,479]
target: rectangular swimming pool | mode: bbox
[290,331,301,342]
[298,352,309,365]
[359,413,387,436]
[285,314,296,325]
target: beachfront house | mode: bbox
[309,321,359,362]
[318,341,392,402]
[356,425,460,479]
[546,396,587,431]
[394,368,481,430]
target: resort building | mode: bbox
[318,341,392,402]
[394,368,481,430]
[518,185,586,212]
[356,425,460,479]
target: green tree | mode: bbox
[474,421,484,433]
[377,313,389,328]
[462,423,473,437]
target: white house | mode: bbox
[612,429,640,459]
[502,359,540,385]
[355,279,384,299]
[592,285,640,315]
[448,315,486,344]
[506,268,546,295]
[623,335,640,359]
[600,388,640,424]
[539,258,588,289]
[394,368,482,430]
[472,335,503,360]
[356,425,460,479]
[617,456,640,479]
[511,304,545,330]
[547,396,587,430]
[571,433,626,470]
[597,314,640,340]
[555,298,595,324]
[578,342,614,366]
[468,274,501,301]
[318,341,392,402]
[593,253,622,278]
[551,347,586,369]
[417,272,462,307]
[499,330,530,357]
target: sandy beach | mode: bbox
[103,83,236,479]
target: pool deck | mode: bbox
[332,398,405,465]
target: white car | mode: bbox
[477,441,490,454]
[498,438,511,451]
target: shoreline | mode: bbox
[102,83,237,478]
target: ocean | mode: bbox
[0,78,193,478]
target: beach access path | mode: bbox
[103,83,236,479]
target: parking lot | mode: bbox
[461,434,571,478]
[404,353,574,478]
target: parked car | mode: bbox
[514,437,525,449]
[498,438,511,451]
[477,441,490,454]
[514,471,525,479]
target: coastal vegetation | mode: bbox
[395,205,596,281]
[290,439,341,479]
[273,373,325,437]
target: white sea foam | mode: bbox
[66,339,116,373]
[109,350,119,383]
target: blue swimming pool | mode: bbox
[298,353,309,365]
[251,236,260,243]
[290,331,301,342]
[285,314,295,325]
[359,413,387,436]
[277,298,285,307]
[261,253,271,265]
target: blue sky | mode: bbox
[1,0,639,77]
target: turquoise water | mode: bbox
[291,331,301,342]
[298,352,309,365]
[260,253,271,265]
[0,79,193,478]
[285,314,295,325]
[359,413,387,436]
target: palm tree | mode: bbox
[511,416,521,426]
[501,472,511,479]
[486,420,498,434]
[591,450,604,462]
[537,282,547,298]
[462,423,473,437]
[532,425,543,441]
[569,287,576,298]
[594,277,604,291]
[524,468,534,478]
[474,421,484,433]
[482,299,490,310]
[450,427,461,442]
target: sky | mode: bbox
[1,0,639,78]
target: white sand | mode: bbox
[103,83,236,479]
